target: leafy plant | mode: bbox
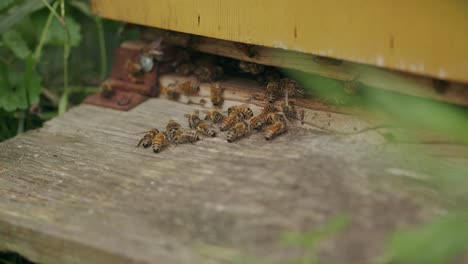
[0,0,114,140]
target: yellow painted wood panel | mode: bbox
[91,0,468,83]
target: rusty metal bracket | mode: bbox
[84,44,160,111]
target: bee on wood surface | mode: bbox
[175,63,196,76]
[227,104,254,120]
[238,61,264,75]
[226,121,250,143]
[194,65,224,82]
[184,110,201,129]
[233,43,258,58]
[219,111,242,131]
[203,109,225,124]
[264,120,287,141]
[165,120,182,142]
[265,112,287,125]
[210,82,225,108]
[100,81,114,99]
[281,100,298,120]
[196,121,217,137]
[266,81,281,103]
[136,128,160,148]
[249,103,277,130]
[152,132,168,153]
[279,78,305,98]
[125,59,143,83]
[172,129,200,144]
[179,80,200,96]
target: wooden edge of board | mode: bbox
[0,213,135,264]
[139,27,468,107]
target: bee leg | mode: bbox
[136,139,144,147]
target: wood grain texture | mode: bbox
[0,98,458,264]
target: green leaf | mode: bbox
[23,55,42,105]
[0,0,50,33]
[69,0,92,16]
[46,15,82,47]
[0,0,16,11]
[0,57,41,112]
[2,29,31,59]
[282,215,349,248]
[386,213,468,264]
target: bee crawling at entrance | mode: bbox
[179,80,200,96]
[265,81,281,103]
[184,110,202,129]
[202,109,225,124]
[136,128,160,148]
[281,100,298,120]
[165,120,182,142]
[279,78,305,98]
[219,111,242,131]
[227,104,254,120]
[249,102,277,130]
[196,121,217,137]
[226,121,250,143]
[152,132,169,153]
[265,113,286,140]
[238,61,264,75]
[172,129,200,144]
[210,82,225,107]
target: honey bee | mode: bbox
[264,120,287,141]
[196,121,217,137]
[175,63,196,76]
[203,109,225,124]
[227,104,254,119]
[136,128,160,148]
[219,111,242,131]
[249,103,277,130]
[100,80,114,99]
[266,81,280,103]
[179,80,200,96]
[152,132,168,153]
[125,58,143,83]
[233,42,258,58]
[226,121,250,143]
[172,129,200,144]
[238,61,264,75]
[265,112,287,125]
[165,120,182,142]
[210,82,225,107]
[194,65,224,82]
[279,78,305,98]
[281,100,298,120]
[184,110,201,129]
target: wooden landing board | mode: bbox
[0,98,457,264]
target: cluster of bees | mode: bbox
[136,101,298,154]
[134,41,307,154]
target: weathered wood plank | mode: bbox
[0,98,457,264]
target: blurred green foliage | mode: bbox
[0,0,136,142]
